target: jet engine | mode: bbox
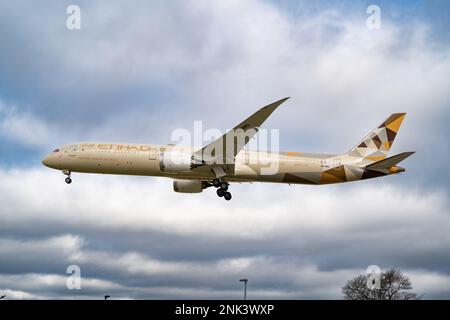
[173,179,207,193]
[159,151,194,173]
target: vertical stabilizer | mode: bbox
[347,113,406,162]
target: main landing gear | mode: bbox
[213,178,232,201]
[63,170,72,184]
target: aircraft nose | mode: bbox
[42,148,63,168]
[42,155,51,167]
[42,153,58,168]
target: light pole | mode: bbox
[239,279,248,300]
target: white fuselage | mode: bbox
[42,142,364,185]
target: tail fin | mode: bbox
[347,113,406,162]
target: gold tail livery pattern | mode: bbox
[347,113,406,162]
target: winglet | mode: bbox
[235,97,290,129]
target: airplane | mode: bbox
[42,98,414,201]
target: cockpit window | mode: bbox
[52,148,60,153]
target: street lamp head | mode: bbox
[239,279,248,300]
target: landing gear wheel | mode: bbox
[220,182,228,190]
[217,188,225,197]
[223,192,232,201]
[65,177,72,184]
[213,179,221,188]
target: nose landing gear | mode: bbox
[63,170,72,184]
[213,178,232,201]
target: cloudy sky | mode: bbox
[1,0,450,299]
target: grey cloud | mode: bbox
[1,1,449,149]
[1,168,450,298]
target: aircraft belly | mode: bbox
[282,171,321,184]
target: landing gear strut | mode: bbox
[63,170,72,184]
[213,179,232,201]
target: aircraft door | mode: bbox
[333,158,341,167]
[69,145,77,157]
[149,148,157,160]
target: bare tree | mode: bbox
[343,267,420,300]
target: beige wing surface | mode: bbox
[193,97,289,176]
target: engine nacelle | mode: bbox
[159,151,193,173]
[173,179,205,193]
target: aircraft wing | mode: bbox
[193,97,289,176]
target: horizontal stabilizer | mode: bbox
[365,151,415,173]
